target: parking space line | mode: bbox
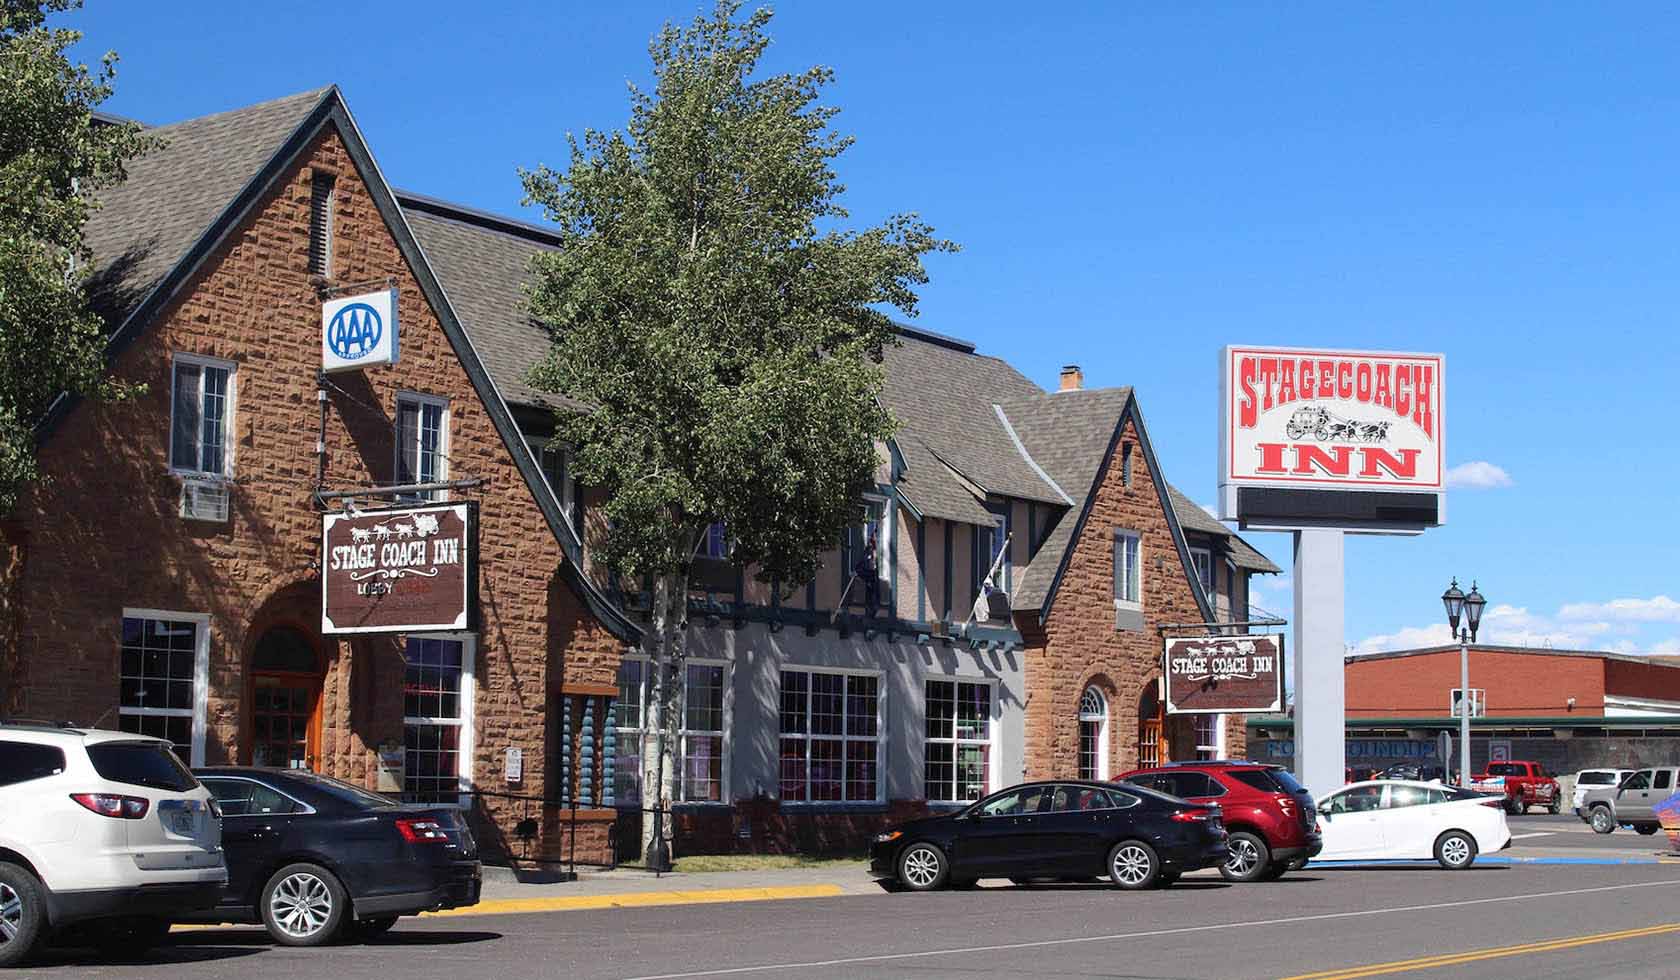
[1508,832,1554,839]
[617,877,1680,980]
[1277,921,1680,980]
[422,883,845,917]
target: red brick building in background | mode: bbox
[1,88,637,863]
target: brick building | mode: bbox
[1,86,1280,861]
[1248,646,1680,781]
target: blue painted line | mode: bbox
[1312,856,1675,867]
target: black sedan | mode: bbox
[182,768,481,945]
[870,780,1228,891]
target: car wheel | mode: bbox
[1219,832,1271,883]
[1503,798,1521,816]
[1547,800,1561,815]
[1108,841,1160,890]
[261,862,348,946]
[1435,831,1478,870]
[1589,806,1615,834]
[896,843,949,892]
[0,863,45,968]
[1637,824,1659,836]
[343,916,399,940]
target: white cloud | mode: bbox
[1350,623,1455,655]
[1445,461,1513,489]
[1558,595,1680,623]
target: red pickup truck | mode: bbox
[1469,761,1561,815]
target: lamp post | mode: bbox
[1442,579,1487,786]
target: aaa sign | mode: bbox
[1163,635,1283,714]
[321,503,477,634]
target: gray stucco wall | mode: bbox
[684,623,1025,806]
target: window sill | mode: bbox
[778,801,889,813]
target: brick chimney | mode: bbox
[1059,364,1083,392]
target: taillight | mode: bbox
[1480,799,1506,809]
[1275,793,1297,813]
[1170,808,1213,823]
[395,817,449,843]
[71,793,150,819]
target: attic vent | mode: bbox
[179,477,230,523]
[309,172,335,277]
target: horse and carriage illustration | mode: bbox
[1285,405,1392,443]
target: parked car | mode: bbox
[183,768,481,945]
[1118,761,1321,882]
[1576,766,1677,836]
[1570,769,1633,813]
[869,780,1228,891]
[1468,761,1561,815]
[0,723,226,968]
[1315,780,1511,869]
[1370,762,1454,784]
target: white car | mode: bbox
[0,723,226,967]
[1571,768,1633,811]
[1314,779,1511,869]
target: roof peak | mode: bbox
[144,86,335,132]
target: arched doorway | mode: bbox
[1137,678,1167,768]
[1078,686,1109,780]
[247,625,323,770]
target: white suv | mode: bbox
[0,724,226,967]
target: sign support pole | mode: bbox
[1292,527,1345,799]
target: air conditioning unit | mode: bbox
[179,477,230,523]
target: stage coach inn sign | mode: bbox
[321,503,478,634]
[1163,635,1284,714]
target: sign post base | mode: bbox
[1292,527,1345,799]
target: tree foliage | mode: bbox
[0,0,150,515]
[520,1,953,589]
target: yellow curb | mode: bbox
[422,883,846,918]
[164,883,844,931]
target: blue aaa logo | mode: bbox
[327,302,383,360]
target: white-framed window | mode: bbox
[118,610,209,766]
[844,496,891,584]
[982,507,1009,593]
[1113,530,1141,608]
[699,522,729,560]
[613,656,730,804]
[395,393,448,502]
[169,354,236,477]
[1189,547,1213,598]
[402,633,476,807]
[524,434,574,520]
[779,668,882,804]
[1226,559,1240,621]
[924,679,995,802]
[1077,686,1108,780]
[1194,714,1223,760]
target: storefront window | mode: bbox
[118,612,206,764]
[402,635,474,805]
[779,670,879,803]
[1194,714,1222,760]
[613,657,729,805]
[925,680,991,802]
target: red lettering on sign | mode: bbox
[1318,360,1335,398]
[1374,363,1393,411]
[1255,442,1289,473]
[1413,364,1434,438]
[1359,447,1421,479]
[1355,362,1373,401]
[1278,359,1297,404]
[1336,361,1354,399]
[1239,357,1258,428]
[1258,358,1279,412]
[1395,364,1411,419]
[1292,444,1353,477]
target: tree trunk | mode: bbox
[641,569,690,865]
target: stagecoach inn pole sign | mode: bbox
[1219,346,1444,497]
[1163,635,1284,714]
[321,503,477,634]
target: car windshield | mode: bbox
[1486,763,1519,776]
[87,741,197,792]
[287,771,399,809]
[1577,772,1618,785]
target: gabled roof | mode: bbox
[57,87,638,644]
[1165,484,1280,574]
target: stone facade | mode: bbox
[7,123,626,864]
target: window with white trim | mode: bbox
[1078,686,1109,780]
[779,669,880,803]
[1189,547,1213,598]
[842,496,892,606]
[1194,714,1222,760]
[402,635,475,806]
[1113,530,1141,607]
[118,612,208,765]
[395,394,448,502]
[170,355,235,476]
[524,434,574,520]
[925,679,991,802]
[613,657,729,804]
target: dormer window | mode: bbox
[1189,546,1213,598]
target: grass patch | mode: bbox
[617,853,866,873]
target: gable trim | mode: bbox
[993,404,1073,505]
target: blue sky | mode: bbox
[67,2,1680,654]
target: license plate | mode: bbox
[161,801,198,835]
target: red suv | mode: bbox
[1118,761,1321,882]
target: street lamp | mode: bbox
[1442,578,1486,786]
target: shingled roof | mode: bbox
[83,88,332,328]
[1165,484,1281,574]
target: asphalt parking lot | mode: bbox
[1502,812,1676,852]
[16,860,1680,980]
